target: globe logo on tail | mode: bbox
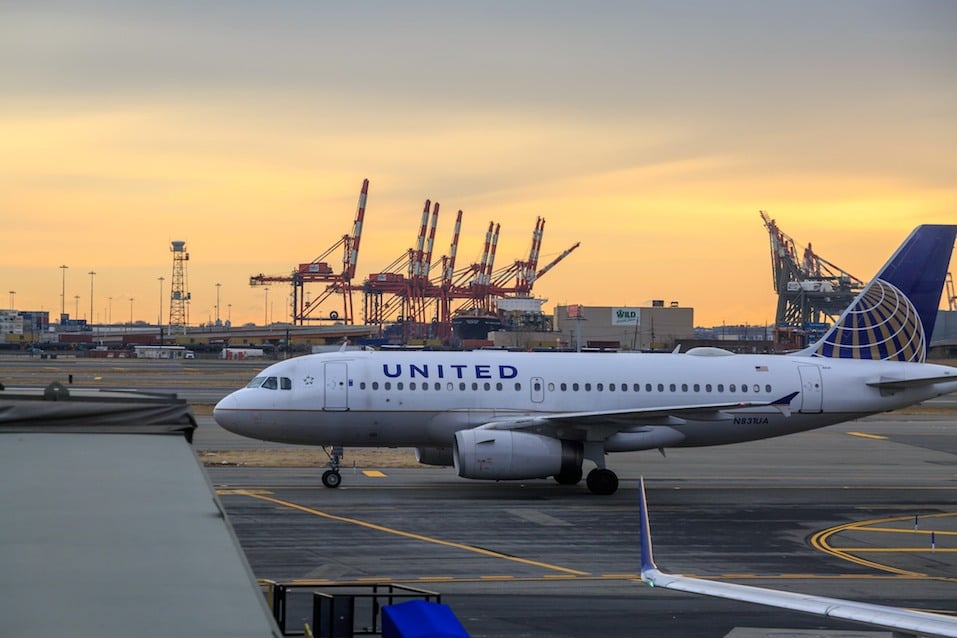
[813,279,926,362]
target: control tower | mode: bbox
[169,241,191,332]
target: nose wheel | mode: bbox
[321,445,344,489]
[321,469,342,488]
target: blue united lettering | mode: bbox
[382,363,518,380]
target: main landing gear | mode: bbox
[585,468,619,495]
[567,441,619,495]
[321,445,344,489]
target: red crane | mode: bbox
[249,178,369,325]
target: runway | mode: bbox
[4,357,957,636]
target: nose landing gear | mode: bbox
[321,445,344,488]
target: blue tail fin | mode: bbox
[808,225,957,362]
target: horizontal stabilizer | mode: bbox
[867,373,957,390]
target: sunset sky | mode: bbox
[2,1,955,328]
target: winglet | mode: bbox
[638,476,658,582]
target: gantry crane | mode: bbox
[249,179,369,325]
[362,203,579,342]
[761,211,864,348]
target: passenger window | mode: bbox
[633,384,639,392]
[534,381,542,391]
[693,384,700,392]
[472,382,478,391]
[717,384,724,392]
[765,384,772,393]
[262,377,278,390]
[560,383,567,391]
[596,383,603,391]
[754,384,761,393]
[410,382,416,390]
[646,383,652,392]
[547,383,555,391]
[669,383,676,392]
[447,382,454,391]
[705,384,712,392]
[497,382,503,391]
[657,383,664,392]
[434,382,441,391]
[421,383,427,391]
[459,382,466,391]
[729,384,736,392]
[573,383,580,391]
[359,382,366,390]
[681,383,688,392]
[372,381,379,390]
[514,383,521,391]
[385,382,392,390]
[397,382,404,390]
[483,382,491,391]
[584,383,592,391]
[741,384,748,393]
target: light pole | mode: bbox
[59,264,68,318]
[88,270,95,324]
[215,283,221,324]
[8,290,14,308]
[108,297,113,324]
[158,277,165,326]
[264,288,270,326]
[73,295,80,319]
[129,297,134,326]
[227,303,232,325]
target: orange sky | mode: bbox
[2,2,955,327]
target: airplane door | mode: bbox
[324,362,349,411]
[530,377,545,403]
[797,365,823,413]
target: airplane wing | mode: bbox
[638,477,957,638]
[479,392,798,433]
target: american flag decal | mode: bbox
[755,365,768,372]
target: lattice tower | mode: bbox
[169,241,191,332]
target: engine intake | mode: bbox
[453,429,582,480]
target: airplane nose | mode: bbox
[213,393,240,431]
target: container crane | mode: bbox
[760,211,864,349]
[249,179,368,325]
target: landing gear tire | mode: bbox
[553,466,583,485]
[321,469,342,489]
[586,468,619,495]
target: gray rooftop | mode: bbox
[0,427,280,637]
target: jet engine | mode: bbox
[415,446,453,467]
[453,429,582,480]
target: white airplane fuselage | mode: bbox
[213,348,957,450]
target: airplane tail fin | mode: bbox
[806,225,957,362]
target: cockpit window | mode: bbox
[245,376,267,388]
[280,377,292,390]
[262,377,278,390]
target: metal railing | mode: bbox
[260,580,441,637]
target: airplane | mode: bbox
[637,476,957,637]
[214,224,957,495]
